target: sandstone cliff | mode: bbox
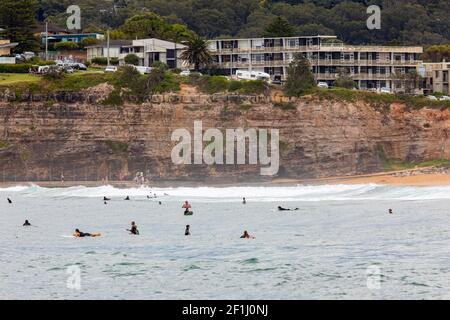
[0,88,449,183]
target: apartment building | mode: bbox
[86,38,187,69]
[208,35,423,92]
[422,61,450,95]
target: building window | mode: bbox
[286,39,299,47]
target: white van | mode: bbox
[317,82,329,89]
[236,70,271,82]
[134,66,152,74]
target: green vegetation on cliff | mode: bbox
[381,159,450,172]
[1,68,450,110]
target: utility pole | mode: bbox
[106,29,110,66]
[45,21,48,61]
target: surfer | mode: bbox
[240,230,255,239]
[73,229,101,238]
[127,221,139,235]
[103,196,111,201]
[243,197,246,204]
[23,220,31,226]
[7,198,12,204]
[124,196,130,201]
[278,206,299,211]
[182,201,192,214]
[389,209,393,214]
[158,201,162,205]
[185,225,191,236]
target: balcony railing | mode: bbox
[215,59,421,68]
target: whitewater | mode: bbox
[1,183,450,299]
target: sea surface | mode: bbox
[1,183,450,300]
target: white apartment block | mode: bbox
[208,35,423,92]
[87,38,188,69]
[422,61,450,95]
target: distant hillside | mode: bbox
[35,0,449,45]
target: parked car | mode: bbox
[271,75,283,85]
[130,65,152,74]
[236,70,270,82]
[180,70,191,76]
[64,66,75,73]
[317,82,329,89]
[439,95,450,101]
[104,65,118,73]
[380,87,392,94]
[427,95,438,101]
[72,63,87,71]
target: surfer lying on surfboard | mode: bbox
[278,206,299,211]
[73,229,101,237]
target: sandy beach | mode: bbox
[1,167,450,188]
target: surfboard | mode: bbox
[184,211,194,216]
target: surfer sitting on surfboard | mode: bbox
[23,220,31,226]
[73,229,101,238]
[182,201,192,214]
[127,221,139,235]
[240,230,255,239]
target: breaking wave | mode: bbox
[2,183,450,201]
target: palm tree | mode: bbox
[180,35,212,71]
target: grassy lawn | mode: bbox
[0,73,40,85]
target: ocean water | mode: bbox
[1,183,450,300]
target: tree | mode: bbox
[121,13,169,39]
[180,35,212,71]
[392,70,422,95]
[124,53,139,65]
[0,0,39,53]
[264,16,294,37]
[334,68,355,89]
[422,45,450,62]
[54,42,79,51]
[284,53,316,97]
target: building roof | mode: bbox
[211,35,338,41]
[0,42,18,49]
[34,23,69,34]
[86,40,133,48]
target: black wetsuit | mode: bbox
[130,226,139,235]
[79,232,91,237]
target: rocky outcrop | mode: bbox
[0,91,449,183]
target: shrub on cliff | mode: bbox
[284,53,315,97]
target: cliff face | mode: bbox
[0,88,449,182]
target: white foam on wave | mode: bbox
[3,183,450,201]
[0,185,31,192]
